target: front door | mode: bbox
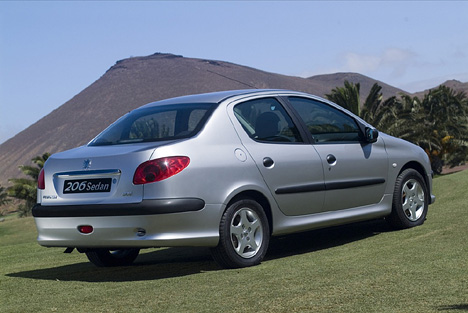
[314,142,388,211]
[287,96,388,212]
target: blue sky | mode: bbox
[1,1,467,144]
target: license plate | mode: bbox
[63,178,112,194]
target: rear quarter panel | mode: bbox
[142,102,275,208]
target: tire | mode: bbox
[85,248,140,267]
[211,199,270,269]
[387,168,428,229]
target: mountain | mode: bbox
[413,79,468,99]
[0,53,465,185]
[308,72,407,102]
[0,53,332,184]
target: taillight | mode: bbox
[78,225,94,234]
[133,156,190,185]
[38,168,45,190]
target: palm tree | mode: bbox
[0,185,11,216]
[396,86,468,173]
[426,86,468,139]
[327,81,405,137]
[0,186,10,206]
[326,80,361,115]
[8,153,50,217]
[360,83,383,123]
[360,83,402,133]
[417,86,468,171]
[326,81,468,174]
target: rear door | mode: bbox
[228,96,326,216]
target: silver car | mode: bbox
[33,89,435,268]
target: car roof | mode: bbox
[140,89,307,108]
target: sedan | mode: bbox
[33,89,435,268]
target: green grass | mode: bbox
[1,172,467,313]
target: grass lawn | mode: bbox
[1,171,467,312]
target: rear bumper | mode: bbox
[33,202,222,248]
[32,198,205,217]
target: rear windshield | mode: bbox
[89,103,216,146]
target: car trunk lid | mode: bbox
[40,143,168,205]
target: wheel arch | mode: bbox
[226,190,273,235]
[387,162,430,229]
[399,161,430,189]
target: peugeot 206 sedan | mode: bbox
[33,89,435,268]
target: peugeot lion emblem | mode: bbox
[83,159,92,170]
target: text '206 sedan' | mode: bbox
[33,89,435,268]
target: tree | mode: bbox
[360,83,401,133]
[326,80,361,115]
[0,185,11,216]
[327,81,468,174]
[326,81,407,137]
[0,185,10,206]
[408,86,468,173]
[8,153,50,217]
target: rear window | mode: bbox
[89,103,216,146]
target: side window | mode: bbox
[288,97,362,143]
[234,98,303,143]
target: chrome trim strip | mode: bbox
[54,169,121,178]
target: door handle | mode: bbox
[326,154,337,165]
[263,157,274,168]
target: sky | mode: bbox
[1,1,467,144]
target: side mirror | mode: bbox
[365,127,379,143]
